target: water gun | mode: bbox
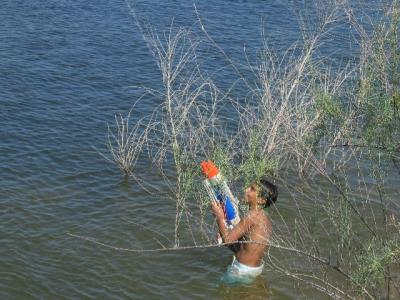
[200,160,240,228]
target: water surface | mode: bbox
[1,1,396,299]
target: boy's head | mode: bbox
[255,177,278,208]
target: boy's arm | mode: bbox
[211,201,253,244]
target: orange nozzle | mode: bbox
[200,160,219,179]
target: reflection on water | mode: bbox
[218,275,271,299]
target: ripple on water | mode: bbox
[1,0,391,299]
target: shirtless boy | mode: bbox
[211,177,278,280]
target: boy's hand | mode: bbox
[211,201,225,220]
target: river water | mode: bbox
[1,1,398,299]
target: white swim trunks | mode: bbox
[221,257,264,284]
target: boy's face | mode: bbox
[244,183,267,207]
[244,183,259,204]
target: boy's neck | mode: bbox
[249,203,263,211]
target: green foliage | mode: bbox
[304,89,345,150]
[325,195,354,251]
[393,91,400,113]
[357,6,400,153]
[204,130,278,190]
[176,152,212,228]
[363,95,398,150]
[238,128,278,187]
[315,90,344,123]
[337,198,353,250]
[304,123,326,149]
[389,4,400,88]
[209,145,235,182]
[352,239,400,292]
[179,161,199,199]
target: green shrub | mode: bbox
[238,128,278,187]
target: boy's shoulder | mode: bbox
[247,209,268,223]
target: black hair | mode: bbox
[258,176,278,208]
